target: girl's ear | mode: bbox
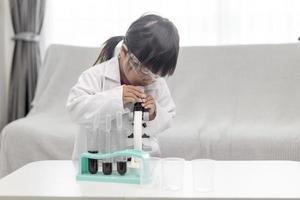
[122,44,128,53]
[120,44,128,59]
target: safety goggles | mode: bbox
[123,44,160,81]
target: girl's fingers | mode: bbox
[124,93,142,102]
[124,97,136,104]
[128,85,144,93]
[144,97,155,104]
[145,95,154,102]
[123,85,155,106]
[126,87,146,99]
[141,95,155,107]
[126,86,146,96]
[146,104,155,110]
[143,99,155,109]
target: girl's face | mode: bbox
[118,45,158,86]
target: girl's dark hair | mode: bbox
[93,14,180,77]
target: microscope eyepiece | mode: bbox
[133,102,144,112]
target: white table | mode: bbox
[0,160,300,199]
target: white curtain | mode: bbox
[0,0,10,131]
[43,0,300,48]
[0,3,5,131]
[0,55,6,131]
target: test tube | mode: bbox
[102,114,112,175]
[87,113,100,174]
[116,111,127,175]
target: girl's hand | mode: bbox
[142,95,156,120]
[122,85,146,106]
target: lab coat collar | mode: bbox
[104,56,121,83]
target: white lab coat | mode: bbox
[66,49,176,161]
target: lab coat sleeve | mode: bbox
[146,79,176,137]
[66,70,124,126]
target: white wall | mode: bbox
[45,0,300,47]
[0,0,14,131]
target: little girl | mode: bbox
[66,14,179,162]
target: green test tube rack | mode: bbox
[76,149,151,184]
